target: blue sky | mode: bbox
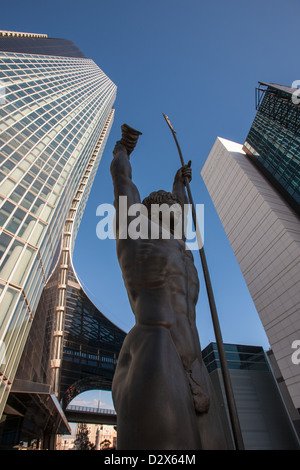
[2,0,299,410]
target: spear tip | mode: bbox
[162,113,176,134]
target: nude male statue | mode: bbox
[111,128,227,450]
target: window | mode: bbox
[5,207,27,234]
[0,231,13,259]
[0,200,15,227]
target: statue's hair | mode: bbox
[142,190,181,212]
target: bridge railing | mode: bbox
[66,404,116,415]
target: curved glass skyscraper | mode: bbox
[0,31,119,438]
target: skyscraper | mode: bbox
[243,82,299,215]
[201,82,300,435]
[0,30,118,441]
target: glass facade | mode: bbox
[0,38,117,420]
[13,114,126,411]
[202,342,270,374]
[244,82,300,215]
[0,36,87,58]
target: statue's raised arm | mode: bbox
[110,124,142,236]
[172,160,192,206]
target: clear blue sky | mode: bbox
[2,0,299,408]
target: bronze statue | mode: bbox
[111,124,227,450]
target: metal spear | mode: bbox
[162,113,245,451]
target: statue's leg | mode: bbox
[191,358,229,450]
[112,324,201,450]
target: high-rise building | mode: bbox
[243,82,299,216]
[0,31,119,446]
[201,82,300,436]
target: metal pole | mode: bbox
[162,113,245,450]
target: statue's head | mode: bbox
[142,190,180,210]
[142,190,184,237]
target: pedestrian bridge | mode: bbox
[65,404,117,425]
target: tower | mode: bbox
[0,31,120,445]
[201,82,300,435]
[243,82,299,216]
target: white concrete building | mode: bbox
[201,137,300,413]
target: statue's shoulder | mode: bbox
[116,237,140,259]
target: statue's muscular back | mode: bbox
[117,233,201,371]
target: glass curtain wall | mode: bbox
[244,83,300,213]
[0,50,117,416]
